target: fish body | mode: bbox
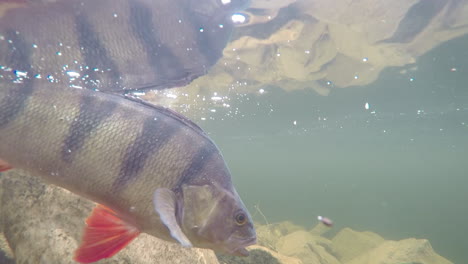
[0,80,256,262]
[0,0,249,92]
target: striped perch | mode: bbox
[0,78,256,263]
[0,0,249,92]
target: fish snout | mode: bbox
[228,234,257,256]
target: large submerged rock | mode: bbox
[0,170,219,264]
[256,221,303,250]
[276,230,340,264]
[346,238,453,264]
[251,221,453,264]
[331,227,385,262]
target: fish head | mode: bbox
[180,183,256,256]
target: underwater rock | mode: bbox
[255,221,303,250]
[0,170,219,264]
[275,230,340,264]
[346,238,453,264]
[248,245,302,264]
[216,246,302,264]
[331,227,385,263]
[255,221,342,264]
[309,221,333,236]
[216,248,281,264]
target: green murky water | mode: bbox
[202,34,468,263]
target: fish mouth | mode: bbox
[230,236,257,257]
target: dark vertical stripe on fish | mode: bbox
[176,142,216,187]
[0,29,34,128]
[3,29,31,70]
[112,116,178,189]
[187,14,232,66]
[74,13,121,89]
[128,1,186,87]
[61,95,117,163]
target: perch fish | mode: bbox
[0,0,249,92]
[0,80,256,263]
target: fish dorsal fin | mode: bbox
[123,95,205,135]
[74,205,140,263]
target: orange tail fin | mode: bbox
[0,159,12,172]
[74,205,140,263]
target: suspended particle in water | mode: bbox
[365,102,370,110]
[66,71,80,78]
[317,215,333,227]
[14,70,28,78]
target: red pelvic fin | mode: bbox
[74,205,140,263]
[0,159,12,172]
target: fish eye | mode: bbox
[235,212,247,225]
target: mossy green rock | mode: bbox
[216,249,281,264]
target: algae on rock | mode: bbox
[216,249,281,264]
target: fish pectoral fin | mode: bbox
[153,188,192,247]
[0,159,12,172]
[74,204,140,264]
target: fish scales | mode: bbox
[0,81,212,232]
[0,0,249,91]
